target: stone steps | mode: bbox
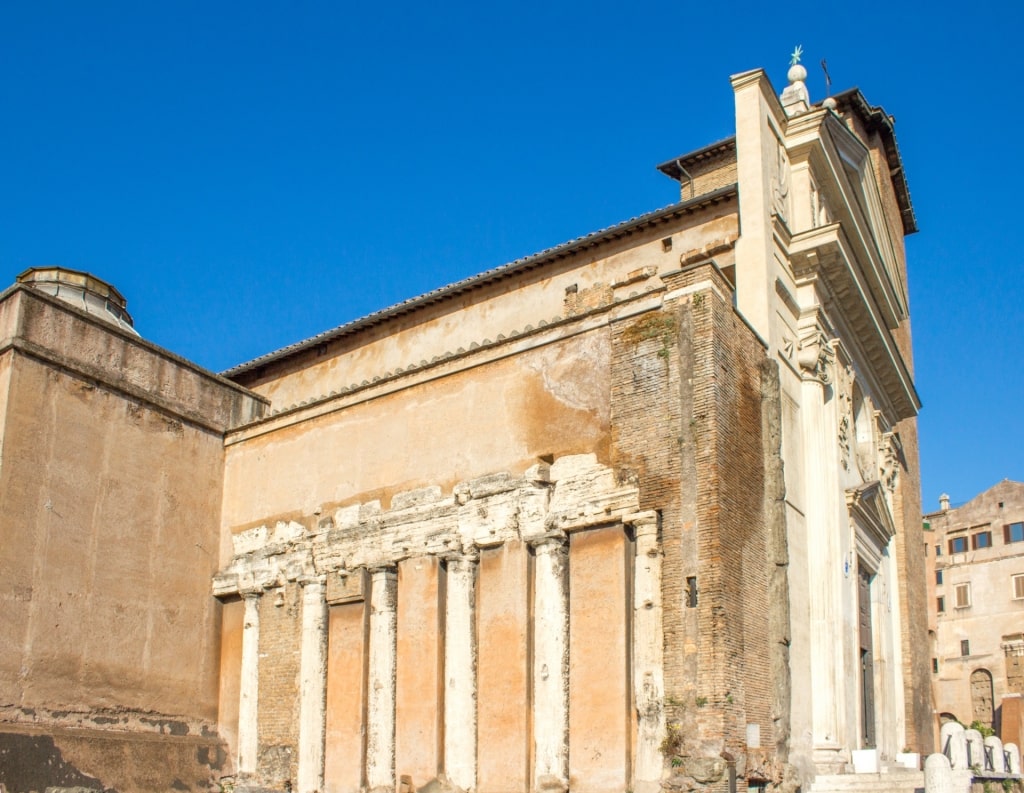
[808,770,925,793]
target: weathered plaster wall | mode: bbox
[0,286,266,793]
[0,728,229,793]
[230,212,738,413]
[0,352,227,720]
[395,556,443,784]
[476,541,530,792]
[568,526,633,793]
[324,600,366,793]
[222,330,615,538]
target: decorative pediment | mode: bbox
[789,223,920,421]
[847,480,896,570]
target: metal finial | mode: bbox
[821,58,832,95]
[789,45,803,66]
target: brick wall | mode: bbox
[257,583,302,786]
[611,259,780,790]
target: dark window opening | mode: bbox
[973,531,993,550]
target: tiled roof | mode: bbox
[223,184,738,378]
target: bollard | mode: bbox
[925,753,954,793]
[965,729,984,769]
[1006,743,1021,774]
[941,722,968,770]
[984,735,1006,772]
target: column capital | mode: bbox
[298,574,328,588]
[442,552,479,567]
[797,326,835,384]
[626,510,659,537]
[527,532,567,553]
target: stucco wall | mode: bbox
[0,351,228,722]
[222,328,615,537]
[0,286,266,793]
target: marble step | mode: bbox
[808,771,925,793]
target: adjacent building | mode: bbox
[927,481,1024,733]
[0,59,930,793]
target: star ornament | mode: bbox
[790,45,803,66]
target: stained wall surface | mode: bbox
[0,286,266,792]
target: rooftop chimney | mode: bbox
[940,493,950,512]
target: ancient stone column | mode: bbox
[238,591,261,777]
[531,536,569,792]
[798,327,845,766]
[631,512,665,793]
[367,567,398,793]
[444,554,478,791]
[297,575,328,793]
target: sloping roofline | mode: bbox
[223,184,738,379]
[655,88,916,235]
[655,137,737,182]
[830,87,917,235]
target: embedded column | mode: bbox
[531,536,569,791]
[798,326,845,767]
[297,575,328,793]
[366,567,398,793]
[631,513,665,793]
[444,554,478,791]
[238,591,261,777]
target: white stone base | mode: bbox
[852,749,879,774]
[895,752,921,770]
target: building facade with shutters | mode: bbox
[0,61,930,793]
[926,481,1024,734]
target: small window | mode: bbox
[933,658,939,673]
[949,536,968,554]
[936,544,942,557]
[937,596,946,613]
[955,583,971,608]
[936,570,944,585]
[1006,523,1024,544]
[961,639,971,657]
[1014,574,1024,600]
[973,531,993,550]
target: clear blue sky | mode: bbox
[1,1,1020,508]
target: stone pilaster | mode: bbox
[297,575,328,793]
[444,554,478,791]
[531,535,569,792]
[366,567,398,793]
[799,326,846,768]
[238,592,261,777]
[631,512,665,793]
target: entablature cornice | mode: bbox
[212,455,645,600]
[780,113,909,330]
[789,223,920,421]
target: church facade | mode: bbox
[0,62,930,793]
